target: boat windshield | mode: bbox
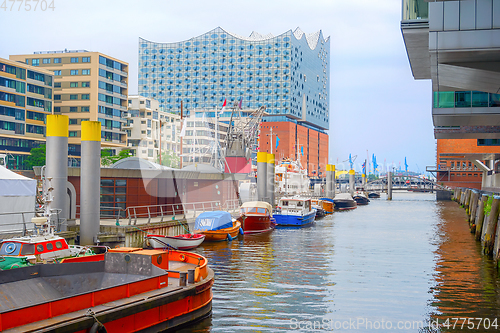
[242,207,268,215]
[20,243,35,255]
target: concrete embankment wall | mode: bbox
[453,187,500,267]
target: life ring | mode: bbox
[5,243,16,254]
[9,263,20,269]
[89,321,107,333]
[179,254,186,262]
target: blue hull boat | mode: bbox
[274,210,316,227]
[274,196,316,227]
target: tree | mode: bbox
[25,144,46,170]
[101,149,133,167]
[157,150,180,168]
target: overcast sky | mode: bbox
[0,0,435,174]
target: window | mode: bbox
[69,131,78,137]
[70,106,77,112]
[54,70,61,76]
[54,107,61,113]
[31,59,39,66]
[81,106,90,112]
[69,118,78,124]
[54,82,61,88]
[81,94,90,100]
[43,58,50,64]
[70,82,78,88]
[71,57,79,63]
[70,94,78,100]
[82,82,90,87]
[54,58,61,64]
[82,69,90,75]
[82,57,90,63]
[54,95,61,100]
[70,70,78,75]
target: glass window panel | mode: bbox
[455,91,471,108]
[471,91,489,107]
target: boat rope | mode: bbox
[86,309,107,333]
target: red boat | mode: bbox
[238,201,275,234]
[0,247,214,332]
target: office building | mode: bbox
[10,51,129,162]
[401,0,500,189]
[138,27,330,174]
[0,57,53,169]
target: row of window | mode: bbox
[54,94,90,100]
[30,56,91,66]
[434,91,500,108]
[99,55,125,72]
[27,70,52,86]
[54,106,90,113]
[66,82,91,88]
[0,106,25,120]
[1,62,25,79]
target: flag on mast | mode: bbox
[238,98,243,109]
[219,99,227,115]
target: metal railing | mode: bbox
[0,211,36,236]
[76,205,124,225]
[124,200,241,225]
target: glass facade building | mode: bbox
[138,27,330,131]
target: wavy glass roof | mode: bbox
[139,27,330,131]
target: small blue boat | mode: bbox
[274,197,316,227]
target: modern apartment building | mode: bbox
[126,95,180,164]
[10,51,129,161]
[0,57,53,169]
[138,27,330,172]
[401,0,500,189]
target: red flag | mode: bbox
[219,99,227,115]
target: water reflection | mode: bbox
[430,201,500,332]
[176,193,500,332]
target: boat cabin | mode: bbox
[240,201,273,217]
[0,236,70,257]
[278,197,312,214]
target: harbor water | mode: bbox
[180,192,500,332]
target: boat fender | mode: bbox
[239,228,244,235]
[227,233,233,241]
[89,322,107,333]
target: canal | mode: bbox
[179,192,500,332]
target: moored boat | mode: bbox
[194,211,242,241]
[0,217,107,269]
[274,197,316,227]
[320,197,334,214]
[353,192,370,205]
[145,233,206,250]
[368,192,381,199]
[0,247,214,332]
[311,198,326,218]
[238,201,275,234]
[333,193,357,211]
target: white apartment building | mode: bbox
[125,96,180,165]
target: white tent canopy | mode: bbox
[0,166,37,236]
[0,165,37,196]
